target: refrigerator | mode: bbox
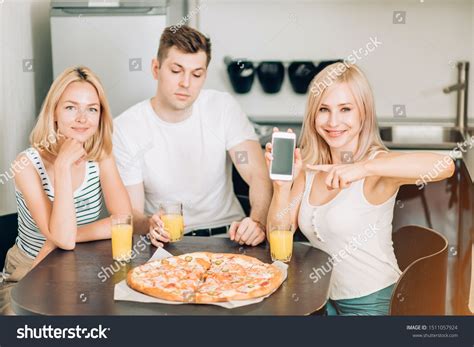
[50,0,168,116]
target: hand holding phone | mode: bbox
[265,128,302,184]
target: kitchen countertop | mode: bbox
[249,116,471,126]
[249,117,474,184]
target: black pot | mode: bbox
[315,59,344,75]
[288,61,318,94]
[227,60,255,94]
[257,61,285,94]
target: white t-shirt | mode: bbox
[113,89,259,232]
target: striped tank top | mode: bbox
[15,148,103,258]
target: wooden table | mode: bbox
[11,236,332,315]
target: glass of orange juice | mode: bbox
[268,224,294,263]
[111,214,133,261]
[159,202,184,242]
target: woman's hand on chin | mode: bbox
[54,138,86,169]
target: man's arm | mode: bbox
[228,140,273,246]
[229,140,272,224]
[125,183,169,247]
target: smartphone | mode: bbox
[270,132,296,181]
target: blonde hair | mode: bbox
[300,63,387,165]
[29,66,113,161]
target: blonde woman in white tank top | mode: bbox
[265,63,455,315]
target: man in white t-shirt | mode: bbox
[113,25,272,248]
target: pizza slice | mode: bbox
[127,252,211,302]
[195,254,283,303]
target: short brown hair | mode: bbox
[157,25,211,67]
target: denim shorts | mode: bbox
[326,283,395,316]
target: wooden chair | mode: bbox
[390,225,448,315]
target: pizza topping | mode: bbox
[185,256,193,262]
[237,286,253,293]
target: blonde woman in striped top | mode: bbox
[0,66,131,314]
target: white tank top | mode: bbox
[298,151,402,300]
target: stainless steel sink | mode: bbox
[379,125,466,150]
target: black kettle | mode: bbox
[288,61,318,94]
[226,59,255,94]
[257,61,285,94]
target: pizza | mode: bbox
[126,252,284,303]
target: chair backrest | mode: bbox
[390,225,448,315]
[0,213,18,270]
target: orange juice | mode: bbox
[269,230,293,262]
[111,224,133,261]
[162,214,184,242]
